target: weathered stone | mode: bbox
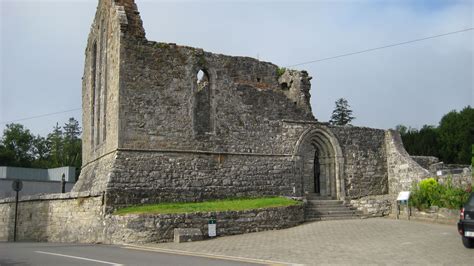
[174,228,203,243]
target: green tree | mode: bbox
[31,135,51,168]
[62,117,82,170]
[0,118,83,170]
[437,106,474,164]
[396,106,473,165]
[0,123,35,167]
[47,123,64,167]
[329,98,355,126]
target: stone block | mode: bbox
[173,228,203,243]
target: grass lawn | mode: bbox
[114,196,300,215]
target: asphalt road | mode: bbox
[0,242,263,266]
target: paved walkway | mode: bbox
[144,218,473,265]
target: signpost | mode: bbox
[208,217,217,237]
[396,191,411,220]
[12,179,23,242]
[61,173,66,193]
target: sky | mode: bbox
[0,0,473,137]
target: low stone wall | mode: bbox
[410,156,439,170]
[104,204,305,244]
[435,168,472,189]
[0,192,104,242]
[391,206,460,225]
[1,193,303,244]
[349,195,393,217]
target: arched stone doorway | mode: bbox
[294,126,345,199]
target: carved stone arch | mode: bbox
[293,125,345,200]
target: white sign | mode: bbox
[436,170,443,176]
[397,191,410,201]
[208,224,216,237]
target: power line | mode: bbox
[285,27,474,68]
[0,108,81,125]
[2,28,472,125]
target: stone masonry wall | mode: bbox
[435,167,472,188]
[410,156,439,170]
[0,192,104,242]
[349,195,392,217]
[385,130,430,195]
[104,204,304,244]
[77,0,131,192]
[329,125,388,198]
[82,0,125,164]
[118,40,314,154]
[105,150,298,210]
[73,151,117,194]
[0,192,303,244]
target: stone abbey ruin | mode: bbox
[1,0,471,243]
[74,0,398,207]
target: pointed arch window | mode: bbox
[193,69,213,135]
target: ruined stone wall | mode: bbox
[105,150,298,209]
[76,0,132,193]
[410,156,439,170]
[118,41,314,153]
[435,167,472,188]
[74,0,408,209]
[385,130,430,195]
[328,125,389,198]
[105,204,304,244]
[0,192,104,242]
[82,0,126,164]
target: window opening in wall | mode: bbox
[196,70,208,91]
[280,82,289,90]
[197,69,204,81]
[193,69,212,135]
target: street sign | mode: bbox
[12,180,23,192]
[12,179,23,242]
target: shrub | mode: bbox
[276,67,286,77]
[410,177,471,210]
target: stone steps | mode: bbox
[305,197,363,221]
[308,200,344,207]
[305,216,364,222]
[308,210,360,215]
[306,195,336,200]
[306,206,357,212]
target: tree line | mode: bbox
[396,106,473,165]
[0,118,82,173]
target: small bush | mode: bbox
[276,67,287,77]
[410,177,471,210]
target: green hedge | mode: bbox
[410,177,471,210]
